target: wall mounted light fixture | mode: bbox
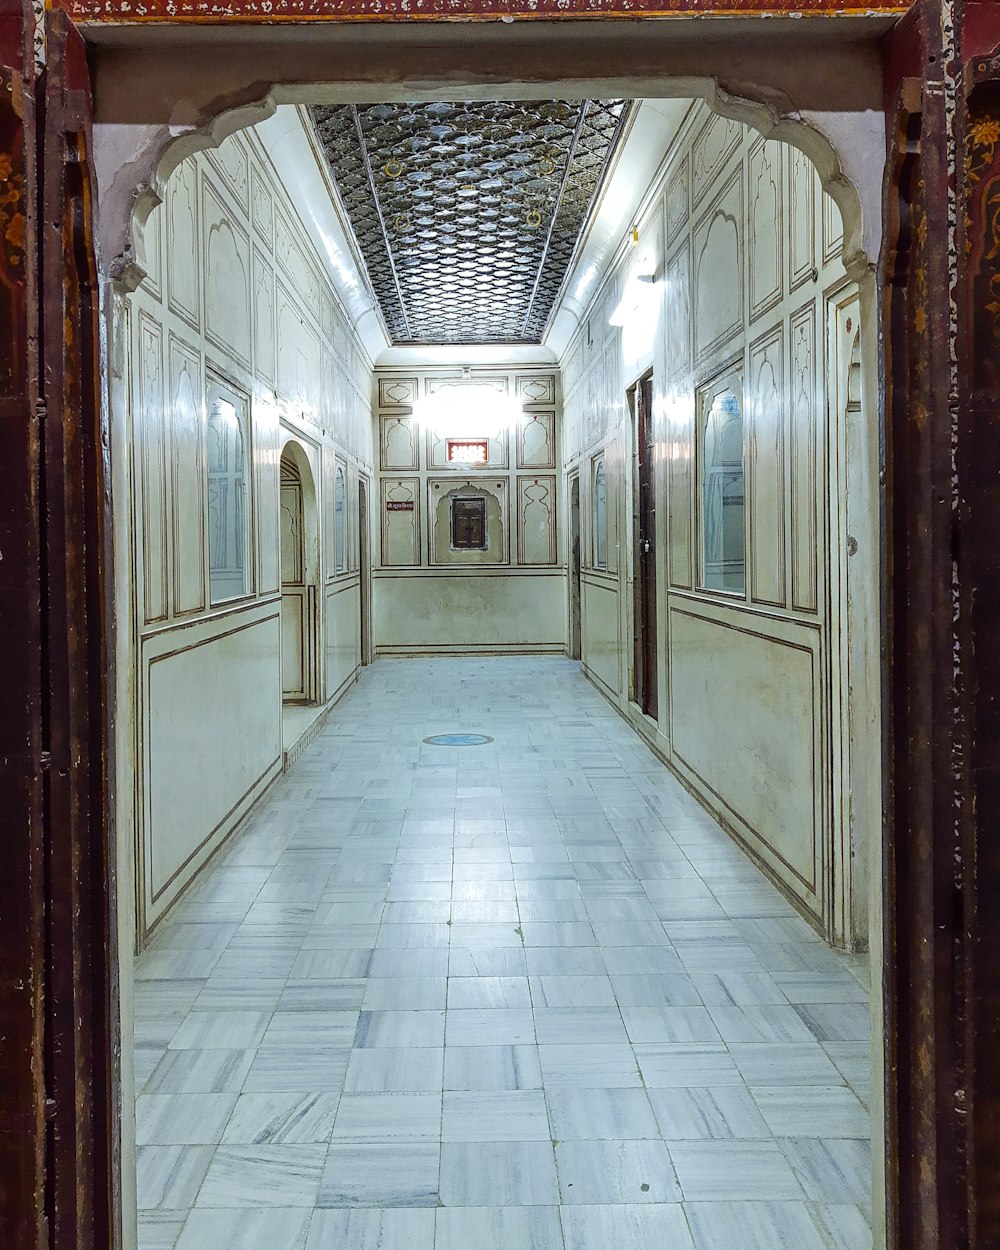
[609,253,659,328]
[413,383,524,441]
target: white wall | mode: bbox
[373,365,565,655]
[119,118,374,943]
[562,103,869,947]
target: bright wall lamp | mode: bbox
[609,264,660,329]
[413,376,524,441]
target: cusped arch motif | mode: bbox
[106,78,870,302]
[279,436,320,582]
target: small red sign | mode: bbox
[386,500,415,511]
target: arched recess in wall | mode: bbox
[279,437,321,704]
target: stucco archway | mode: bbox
[279,437,321,704]
[96,46,888,1250]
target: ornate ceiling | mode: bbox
[310,100,632,345]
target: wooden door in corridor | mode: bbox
[632,372,657,720]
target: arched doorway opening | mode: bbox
[98,56,887,1250]
[279,439,320,704]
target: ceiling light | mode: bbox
[414,384,524,440]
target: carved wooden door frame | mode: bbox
[883,1,1000,1246]
[0,3,116,1245]
[3,0,1000,1244]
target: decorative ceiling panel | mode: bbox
[310,100,632,345]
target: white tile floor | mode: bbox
[134,656,872,1250]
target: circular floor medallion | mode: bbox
[423,733,494,747]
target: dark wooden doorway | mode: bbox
[568,472,582,660]
[9,4,1000,1247]
[0,7,117,1246]
[631,371,657,720]
[359,475,372,665]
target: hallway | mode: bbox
[135,657,870,1250]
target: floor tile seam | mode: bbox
[434,1040,447,1228]
[181,1134,224,1221]
[747,1072,868,1134]
[660,1136,811,1205]
[164,1201,197,1250]
[628,1026,688,1198]
[678,1199,859,1250]
[728,1061,813,1147]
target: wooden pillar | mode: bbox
[956,11,1000,1246]
[884,0,1000,1245]
[0,4,115,1247]
[0,3,47,1244]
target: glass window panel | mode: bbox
[207,389,250,605]
[594,457,607,569]
[335,466,347,572]
[700,387,746,593]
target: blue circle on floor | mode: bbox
[423,733,494,746]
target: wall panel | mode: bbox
[749,138,783,321]
[694,171,744,361]
[748,326,786,608]
[138,314,168,624]
[166,162,199,329]
[204,181,252,366]
[560,101,850,938]
[381,477,420,567]
[582,576,621,698]
[168,336,206,615]
[127,120,374,943]
[143,610,283,926]
[788,146,817,291]
[517,475,558,566]
[790,305,819,613]
[668,603,822,915]
[327,582,361,700]
[374,573,564,654]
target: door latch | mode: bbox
[642,539,651,554]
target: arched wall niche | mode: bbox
[278,435,322,704]
[279,434,321,586]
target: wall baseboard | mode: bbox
[376,643,565,657]
[283,705,332,770]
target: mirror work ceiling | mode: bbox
[310,100,633,345]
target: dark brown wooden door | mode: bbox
[0,7,114,1247]
[569,474,581,660]
[632,373,657,720]
[0,8,46,1242]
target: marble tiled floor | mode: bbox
[135,657,872,1250]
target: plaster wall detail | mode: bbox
[561,101,869,949]
[118,117,374,942]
